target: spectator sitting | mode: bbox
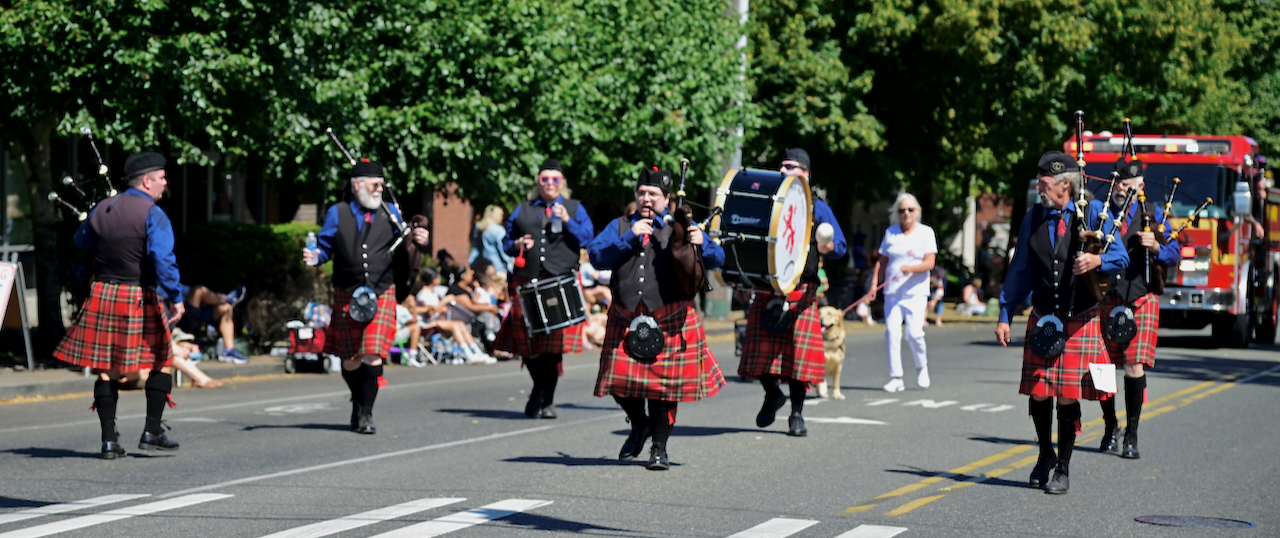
[436,248,460,288]
[407,268,496,364]
[956,277,988,316]
[926,268,947,327]
[451,260,502,344]
[393,302,425,367]
[177,283,250,364]
[578,248,612,307]
[122,328,223,388]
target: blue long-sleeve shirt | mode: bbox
[469,223,514,273]
[998,199,1129,323]
[74,188,184,303]
[502,196,594,255]
[588,210,726,270]
[813,200,848,259]
[313,200,406,265]
[1118,200,1181,268]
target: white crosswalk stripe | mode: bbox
[0,494,232,538]
[367,499,551,538]
[0,495,150,526]
[728,518,819,538]
[258,497,466,538]
[833,524,909,538]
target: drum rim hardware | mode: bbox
[710,167,814,294]
[517,270,588,335]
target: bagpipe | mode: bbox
[322,127,423,322]
[49,127,118,222]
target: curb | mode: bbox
[0,358,285,402]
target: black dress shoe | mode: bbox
[1120,426,1140,459]
[1044,461,1070,494]
[755,391,787,428]
[101,441,127,460]
[619,424,650,461]
[646,445,670,470]
[524,392,542,418]
[1028,455,1056,488]
[1099,426,1121,455]
[138,431,180,451]
[356,412,377,435]
[539,405,557,419]
[787,412,807,437]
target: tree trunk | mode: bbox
[26,113,66,362]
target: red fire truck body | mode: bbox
[1063,134,1280,347]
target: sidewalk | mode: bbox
[0,356,285,402]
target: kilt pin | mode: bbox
[737,281,825,385]
[54,282,173,372]
[1100,293,1158,368]
[1021,307,1113,401]
[594,300,725,402]
[325,286,398,360]
[495,275,585,360]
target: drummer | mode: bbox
[740,148,847,437]
[496,158,595,418]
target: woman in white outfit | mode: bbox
[869,193,937,392]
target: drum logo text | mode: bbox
[731,214,762,225]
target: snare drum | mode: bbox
[709,168,813,294]
[517,272,589,335]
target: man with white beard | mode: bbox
[304,158,430,434]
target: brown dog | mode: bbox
[817,305,847,400]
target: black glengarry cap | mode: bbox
[1037,151,1079,176]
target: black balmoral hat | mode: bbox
[637,166,672,194]
[1037,151,1080,176]
[539,158,563,173]
[1114,158,1145,180]
[350,158,384,178]
[123,152,166,178]
[783,148,811,170]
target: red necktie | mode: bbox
[364,212,372,224]
[1056,217,1066,238]
[641,233,649,246]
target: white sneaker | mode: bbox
[917,367,931,389]
[404,352,426,368]
[883,378,905,393]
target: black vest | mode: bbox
[610,216,695,311]
[511,198,583,279]
[1110,201,1159,303]
[90,193,156,286]
[331,204,397,294]
[1026,205,1098,317]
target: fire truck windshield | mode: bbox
[1085,163,1228,219]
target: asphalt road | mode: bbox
[1,323,1277,538]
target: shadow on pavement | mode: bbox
[436,408,531,420]
[501,511,640,535]
[885,467,1037,490]
[241,423,353,432]
[968,339,1025,347]
[503,452,673,468]
[672,425,783,437]
[555,403,620,411]
[1,447,103,460]
[0,496,47,509]
[966,436,1034,447]
[1151,356,1280,386]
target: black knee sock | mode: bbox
[360,364,382,413]
[760,374,782,397]
[787,379,807,414]
[1125,375,1146,436]
[143,373,172,435]
[1029,397,1055,461]
[539,354,562,406]
[94,379,119,442]
[613,395,648,428]
[1099,396,1117,430]
[341,368,363,404]
[1056,401,1082,465]
[647,400,677,448]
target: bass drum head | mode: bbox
[767,174,813,294]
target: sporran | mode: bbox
[625,315,663,362]
[1027,314,1066,358]
[349,286,379,323]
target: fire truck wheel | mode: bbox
[1213,313,1251,349]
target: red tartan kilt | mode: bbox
[594,301,725,402]
[737,281,826,384]
[324,287,398,359]
[54,282,173,372]
[1020,308,1112,401]
[1101,294,1158,367]
[494,275,585,358]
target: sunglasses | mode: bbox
[539,176,561,185]
[897,207,918,214]
[781,164,807,171]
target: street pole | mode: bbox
[706,0,749,319]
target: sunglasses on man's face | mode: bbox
[781,163,806,171]
[539,176,561,185]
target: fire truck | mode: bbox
[1030,133,1280,347]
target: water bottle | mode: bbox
[305,231,318,251]
[550,204,563,234]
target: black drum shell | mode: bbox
[517,272,588,335]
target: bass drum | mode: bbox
[709,168,813,294]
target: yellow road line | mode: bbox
[885,495,947,516]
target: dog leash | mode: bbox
[842,272,904,313]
